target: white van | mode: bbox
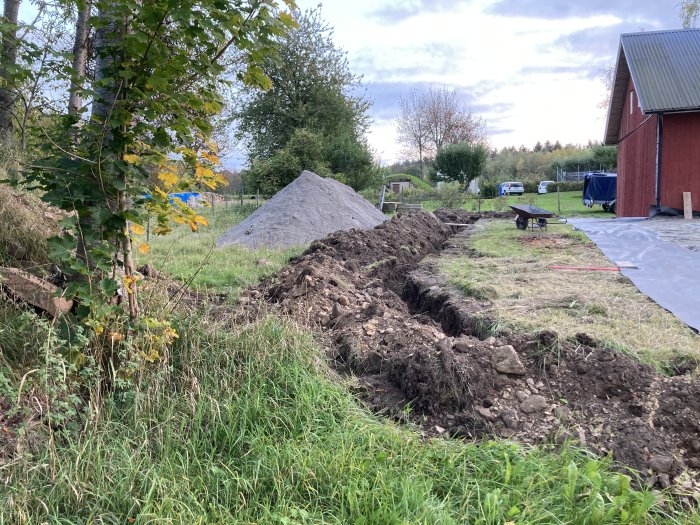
[537,180,555,194]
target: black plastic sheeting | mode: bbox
[583,173,617,206]
[570,218,700,331]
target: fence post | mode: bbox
[557,186,561,215]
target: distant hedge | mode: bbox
[548,181,584,192]
[481,182,499,198]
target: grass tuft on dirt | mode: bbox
[440,221,700,374]
[3,314,695,523]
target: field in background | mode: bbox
[418,191,614,218]
[439,221,700,373]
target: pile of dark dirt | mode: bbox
[217,171,387,249]
[243,211,700,493]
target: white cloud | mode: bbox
[296,0,674,162]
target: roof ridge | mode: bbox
[621,28,700,37]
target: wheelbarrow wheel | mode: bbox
[515,216,528,230]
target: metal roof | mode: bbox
[604,29,700,145]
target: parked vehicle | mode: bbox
[500,181,525,195]
[537,180,555,194]
[582,172,617,213]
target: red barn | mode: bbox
[604,29,700,217]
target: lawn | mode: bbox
[138,202,303,297]
[3,196,698,524]
[420,191,614,218]
[438,221,700,374]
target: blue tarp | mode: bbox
[583,173,616,206]
[142,192,201,205]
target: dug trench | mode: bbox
[242,211,700,492]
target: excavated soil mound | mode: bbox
[243,212,700,492]
[217,170,387,248]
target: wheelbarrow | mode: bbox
[509,204,567,231]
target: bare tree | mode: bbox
[396,86,487,177]
[680,0,700,27]
[423,86,487,151]
[68,0,93,115]
[0,0,21,141]
[396,88,429,179]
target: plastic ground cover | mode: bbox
[569,217,700,331]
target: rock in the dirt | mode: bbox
[520,394,548,414]
[0,267,73,317]
[500,427,515,438]
[476,406,496,420]
[434,425,446,434]
[492,345,526,375]
[553,406,571,420]
[484,336,497,346]
[516,390,530,402]
[137,264,159,278]
[501,409,519,429]
[436,337,453,353]
[453,336,473,353]
[331,303,345,319]
[337,295,350,306]
[648,455,675,474]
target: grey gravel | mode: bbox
[216,171,387,249]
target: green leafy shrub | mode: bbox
[549,181,584,192]
[524,181,539,194]
[480,182,499,199]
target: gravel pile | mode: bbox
[216,170,387,249]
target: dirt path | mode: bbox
[243,211,700,494]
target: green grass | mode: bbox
[3,316,695,524]
[139,203,303,297]
[419,191,613,218]
[439,222,700,373]
[2,191,697,523]
[385,173,434,191]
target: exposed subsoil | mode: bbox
[244,210,700,493]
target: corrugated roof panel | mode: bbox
[622,29,700,113]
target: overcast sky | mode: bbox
[296,0,683,164]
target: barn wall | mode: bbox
[660,112,700,212]
[616,78,657,217]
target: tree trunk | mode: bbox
[0,0,20,142]
[68,0,92,115]
[92,4,118,126]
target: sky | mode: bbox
[295,0,683,165]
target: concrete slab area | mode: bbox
[569,217,700,332]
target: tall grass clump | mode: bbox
[2,314,696,524]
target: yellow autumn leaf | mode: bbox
[158,170,178,187]
[194,215,208,226]
[195,166,214,180]
[130,223,145,236]
[189,222,199,232]
[201,151,220,165]
[172,215,186,224]
[138,243,151,254]
[205,140,219,153]
[123,153,141,165]
[202,101,223,114]
[123,275,136,294]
